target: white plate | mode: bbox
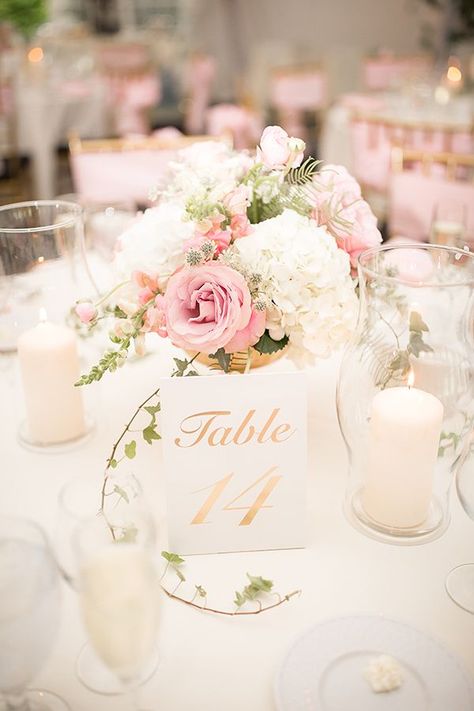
[274,615,474,711]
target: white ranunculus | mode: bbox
[114,202,193,285]
[234,209,358,364]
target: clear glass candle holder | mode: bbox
[337,244,474,544]
[0,200,98,352]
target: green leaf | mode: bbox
[234,591,246,607]
[114,305,128,319]
[113,484,130,504]
[286,157,322,186]
[143,426,161,445]
[246,574,274,593]
[409,311,429,333]
[175,568,186,582]
[144,404,161,416]
[408,332,434,357]
[209,348,231,373]
[195,585,207,598]
[117,525,138,543]
[253,331,289,355]
[161,551,185,565]
[109,458,118,469]
[389,350,410,374]
[124,440,136,459]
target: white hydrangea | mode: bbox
[114,202,193,285]
[233,209,358,365]
[165,141,252,203]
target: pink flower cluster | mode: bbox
[311,164,382,267]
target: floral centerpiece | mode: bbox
[76,125,381,381]
[74,126,382,615]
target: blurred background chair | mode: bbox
[349,113,474,219]
[95,40,161,137]
[183,53,216,135]
[362,52,434,91]
[269,64,327,147]
[205,103,263,150]
[69,133,217,208]
[388,147,474,246]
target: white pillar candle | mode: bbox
[362,385,444,528]
[18,317,86,445]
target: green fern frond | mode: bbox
[286,158,322,186]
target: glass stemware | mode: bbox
[0,200,98,352]
[446,431,474,613]
[72,509,160,705]
[0,516,69,711]
[430,200,467,249]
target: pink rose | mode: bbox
[164,263,255,354]
[314,165,361,208]
[222,185,251,216]
[257,126,304,170]
[75,302,97,324]
[225,307,266,353]
[230,214,252,240]
[332,199,382,267]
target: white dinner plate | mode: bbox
[274,615,474,711]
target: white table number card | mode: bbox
[160,372,307,554]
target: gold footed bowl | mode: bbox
[193,347,286,373]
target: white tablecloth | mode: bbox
[2,340,473,710]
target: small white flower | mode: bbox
[234,209,357,364]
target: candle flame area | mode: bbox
[408,370,415,388]
[27,47,44,63]
[447,65,462,83]
[39,307,48,323]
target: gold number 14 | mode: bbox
[191,467,282,526]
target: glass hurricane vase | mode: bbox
[337,244,474,544]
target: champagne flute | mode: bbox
[0,515,69,710]
[430,200,467,248]
[72,508,161,704]
[446,431,474,613]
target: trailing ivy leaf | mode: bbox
[117,525,138,543]
[408,331,434,357]
[161,551,185,565]
[109,458,118,469]
[144,404,161,416]
[143,426,161,444]
[409,311,429,333]
[114,305,128,319]
[173,357,192,377]
[124,440,136,459]
[113,484,130,504]
[209,348,231,373]
[185,370,199,376]
[253,331,289,355]
[246,574,274,593]
[388,351,410,374]
[195,585,207,598]
[175,568,186,582]
[234,591,246,608]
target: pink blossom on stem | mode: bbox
[75,302,97,324]
[230,214,252,240]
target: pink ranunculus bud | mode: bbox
[75,302,97,324]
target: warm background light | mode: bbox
[27,47,44,63]
[447,65,462,82]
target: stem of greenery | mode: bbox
[160,586,301,615]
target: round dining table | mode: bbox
[2,336,473,710]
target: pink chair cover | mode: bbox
[340,93,386,112]
[104,74,161,136]
[184,55,216,135]
[270,70,327,111]
[70,148,177,204]
[363,55,432,91]
[205,104,263,149]
[389,171,474,243]
[350,119,473,193]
